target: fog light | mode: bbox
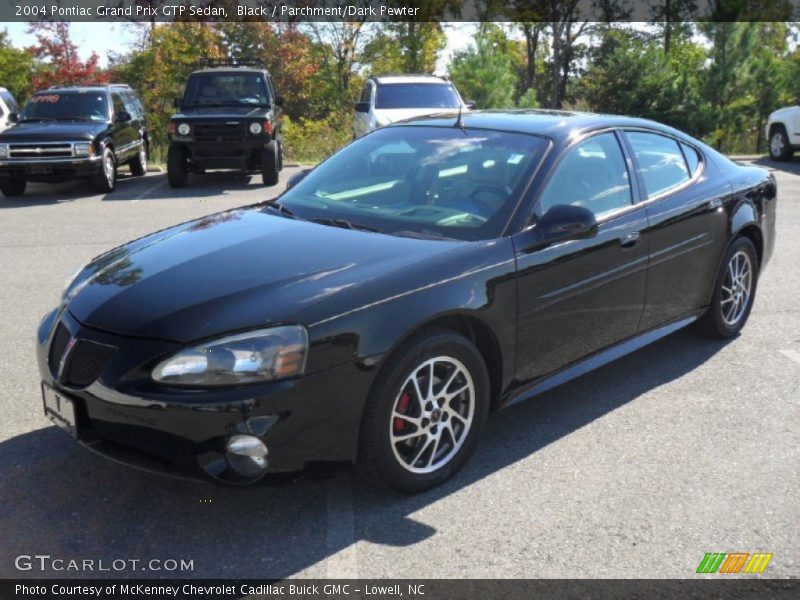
[225,434,268,478]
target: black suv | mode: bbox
[167,60,284,188]
[0,84,148,197]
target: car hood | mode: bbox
[173,106,270,120]
[0,121,107,142]
[374,108,459,124]
[66,207,459,343]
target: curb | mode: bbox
[146,166,164,173]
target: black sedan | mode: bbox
[36,110,777,492]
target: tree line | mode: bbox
[0,18,797,161]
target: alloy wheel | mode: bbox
[389,356,475,474]
[104,153,115,187]
[771,132,785,157]
[720,250,753,327]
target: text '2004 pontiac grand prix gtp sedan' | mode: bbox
[37,110,777,492]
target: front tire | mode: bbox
[93,147,116,193]
[701,237,759,339]
[261,140,279,186]
[0,177,26,197]
[167,144,188,188]
[358,329,490,493]
[769,125,793,161]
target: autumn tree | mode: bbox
[27,23,108,89]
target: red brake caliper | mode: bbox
[394,391,411,433]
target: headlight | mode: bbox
[152,326,308,386]
[177,123,191,136]
[249,122,262,135]
[0,144,8,158]
[73,142,94,157]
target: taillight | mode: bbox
[263,120,273,136]
[167,122,176,135]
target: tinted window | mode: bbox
[111,93,126,117]
[20,92,110,122]
[375,83,461,109]
[279,126,549,241]
[182,72,269,107]
[539,132,632,218]
[627,132,690,199]
[681,142,701,176]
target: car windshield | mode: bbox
[182,72,269,107]
[20,92,110,122]
[376,83,462,109]
[277,126,549,241]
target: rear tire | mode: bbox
[167,144,188,188]
[0,177,26,197]
[129,142,147,176]
[93,147,116,193]
[358,329,490,493]
[261,140,279,186]
[701,237,759,339]
[769,125,793,161]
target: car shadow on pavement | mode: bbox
[746,156,800,176]
[0,327,730,580]
[102,171,279,202]
[0,173,150,208]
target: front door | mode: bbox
[513,131,649,382]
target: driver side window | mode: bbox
[538,132,632,218]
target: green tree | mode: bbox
[0,30,37,102]
[449,24,519,109]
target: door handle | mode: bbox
[619,231,641,248]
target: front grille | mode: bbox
[9,143,74,158]
[48,321,116,387]
[193,122,244,142]
[48,322,71,375]
[64,340,116,387]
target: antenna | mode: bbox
[454,104,464,129]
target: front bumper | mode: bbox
[36,308,371,485]
[0,156,103,180]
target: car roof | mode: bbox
[192,68,267,75]
[36,85,132,94]
[373,75,449,85]
[393,109,693,144]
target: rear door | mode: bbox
[623,130,730,330]
[513,131,649,381]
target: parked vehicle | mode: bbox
[0,87,20,134]
[353,75,473,138]
[37,110,776,492]
[766,106,800,160]
[0,84,148,197]
[167,59,284,188]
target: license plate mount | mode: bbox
[42,384,78,438]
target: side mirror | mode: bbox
[354,102,370,114]
[8,112,18,123]
[116,110,132,123]
[274,95,285,107]
[286,168,312,190]
[520,204,597,252]
[464,100,476,110]
[173,98,181,109]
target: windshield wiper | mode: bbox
[58,116,94,122]
[389,230,455,241]
[19,117,55,123]
[263,200,297,218]
[312,218,381,233]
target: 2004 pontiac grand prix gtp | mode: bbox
[37,110,777,492]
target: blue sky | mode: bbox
[1,22,474,71]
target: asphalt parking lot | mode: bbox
[0,161,797,580]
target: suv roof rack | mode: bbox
[199,58,267,70]
[46,83,132,90]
